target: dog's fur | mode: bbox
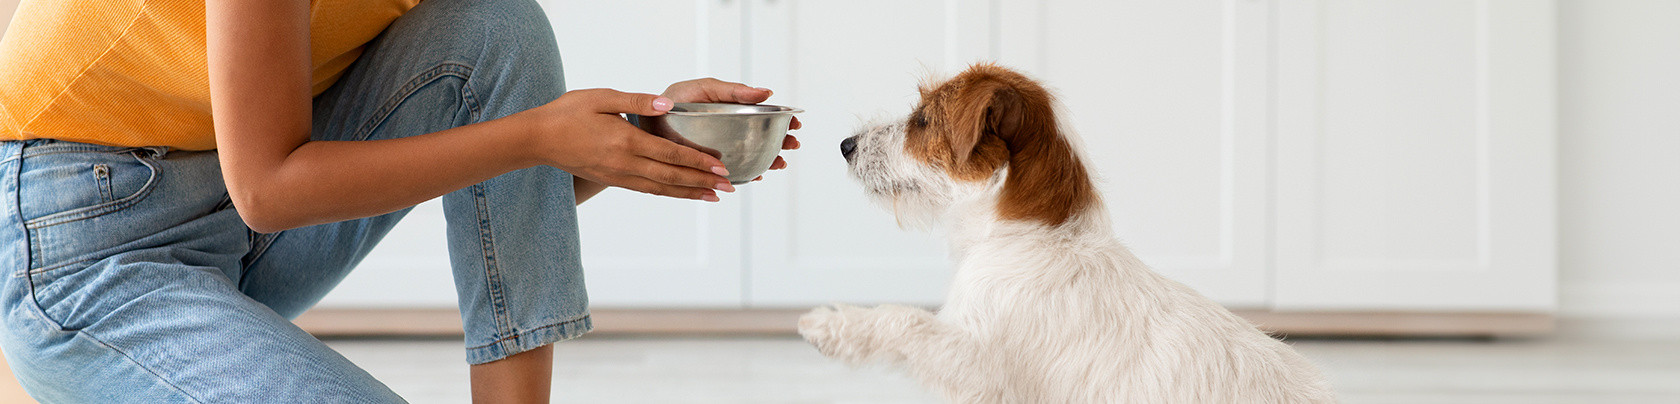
[798,64,1335,403]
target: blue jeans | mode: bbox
[0,0,587,401]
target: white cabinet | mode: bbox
[991,0,1276,308]
[546,0,749,308]
[1271,0,1557,311]
[322,0,752,309]
[742,0,992,307]
[318,201,455,308]
[324,0,1557,314]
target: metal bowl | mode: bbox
[635,103,803,184]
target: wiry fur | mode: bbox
[800,64,1335,403]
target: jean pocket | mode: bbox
[17,148,159,229]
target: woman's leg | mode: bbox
[237,0,587,400]
[0,141,404,402]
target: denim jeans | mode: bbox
[0,0,587,401]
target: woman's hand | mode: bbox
[660,78,802,181]
[540,78,803,205]
[518,89,735,202]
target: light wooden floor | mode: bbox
[322,336,1680,404]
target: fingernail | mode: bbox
[652,97,674,112]
[716,182,736,193]
[702,194,720,202]
[711,166,730,176]
[756,87,773,94]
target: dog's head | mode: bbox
[842,64,1096,228]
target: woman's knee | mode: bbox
[392,0,563,97]
[404,0,558,57]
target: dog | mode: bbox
[797,64,1335,403]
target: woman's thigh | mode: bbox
[4,258,401,403]
[0,141,401,402]
[309,0,563,144]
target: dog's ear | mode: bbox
[940,81,1014,179]
[958,65,1096,227]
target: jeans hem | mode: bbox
[463,313,592,365]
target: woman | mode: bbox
[0,0,798,402]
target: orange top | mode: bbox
[0,0,421,151]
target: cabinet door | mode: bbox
[992,0,1274,307]
[546,0,749,307]
[319,201,457,308]
[743,0,993,306]
[1271,0,1556,311]
[321,0,749,309]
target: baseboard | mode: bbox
[294,308,1554,337]
[1553,316,1680,340]
[292,308,466,336]
[1234,310,1554,336]
[1559,281,1680,318]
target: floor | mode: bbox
[326,335,1680,404]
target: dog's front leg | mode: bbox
[798,304,988,379]
[798,304,946,364]
[800,304,999,401]
[796,306,1001,400]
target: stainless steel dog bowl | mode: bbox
[635,103,803,184]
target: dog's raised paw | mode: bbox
[802,304,871,362]
[798,305,835,332]
[797,305,840,351]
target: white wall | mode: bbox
[1556,0,1680,320]
[0,1,1674,320]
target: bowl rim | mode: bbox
[666,102,805,116]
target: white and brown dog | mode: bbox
[798,64,1335,403]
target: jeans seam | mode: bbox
[21,252,95,276]
[472,183,514,338]
[238,231,283,278]
[6,143,67,335]
[465,313,590,350]
[461,79,482,118]
[75,331,207,404]
[351,63,476,143]
[7,146,144,163]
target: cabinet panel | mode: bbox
[319,200,457,308]
[744,1,992,306]
[549,0,747,307]
[324,0,749,309]
[996,0,1273,307]
[1272,0,1557,310]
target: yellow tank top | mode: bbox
[0,0,421,151]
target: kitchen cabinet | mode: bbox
[322,0,751,308]
[988,0,1276,307]
[741,0,992,306]
[548,0,751,308]
[1270,0,1556,311]
[322,0,1556,315]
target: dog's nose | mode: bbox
[840,136,859,160]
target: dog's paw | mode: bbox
[798,305,836,335]
[799,305,872,363]
[798,305,842,354]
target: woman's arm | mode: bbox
[207,0,732,232]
